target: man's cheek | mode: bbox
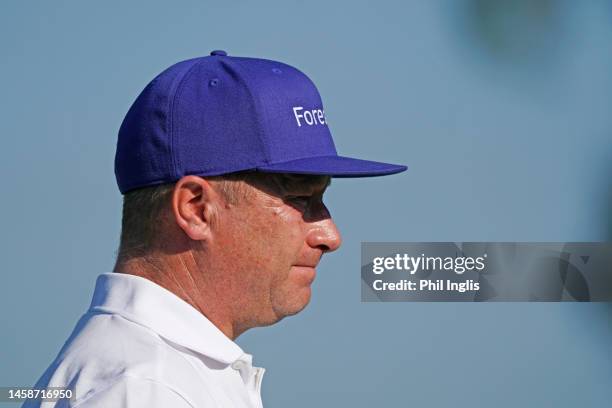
[276,206,302,223]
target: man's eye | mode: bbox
[287,195,311,206]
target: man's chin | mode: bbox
[270,288,312,321]
[244,291,311,333]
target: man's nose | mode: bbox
[306,218,342,253]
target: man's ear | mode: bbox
[172,176,219,241]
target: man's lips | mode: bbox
[292,265,317,284]
[294,253,323,269]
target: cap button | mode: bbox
[210,50,227,56]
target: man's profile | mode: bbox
[24,50,405,407]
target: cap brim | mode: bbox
[256,155,407,177]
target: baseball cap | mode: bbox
[115,50,407,194]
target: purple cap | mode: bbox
[115,50,406,194]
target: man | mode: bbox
[25,50,405,407]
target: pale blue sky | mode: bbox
[1,1,612,407]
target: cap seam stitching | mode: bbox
[169,60,206,180]
[228,58,272,164]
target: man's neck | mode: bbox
[113,253,240,340]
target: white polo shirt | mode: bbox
[24,273,265,408]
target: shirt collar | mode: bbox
[88,272,245,365]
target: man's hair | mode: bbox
[116,182,175,263]
[116,173,329,263]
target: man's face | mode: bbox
[210,173,342,328]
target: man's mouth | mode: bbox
[294,254,323,269]
[292,265,317,284]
